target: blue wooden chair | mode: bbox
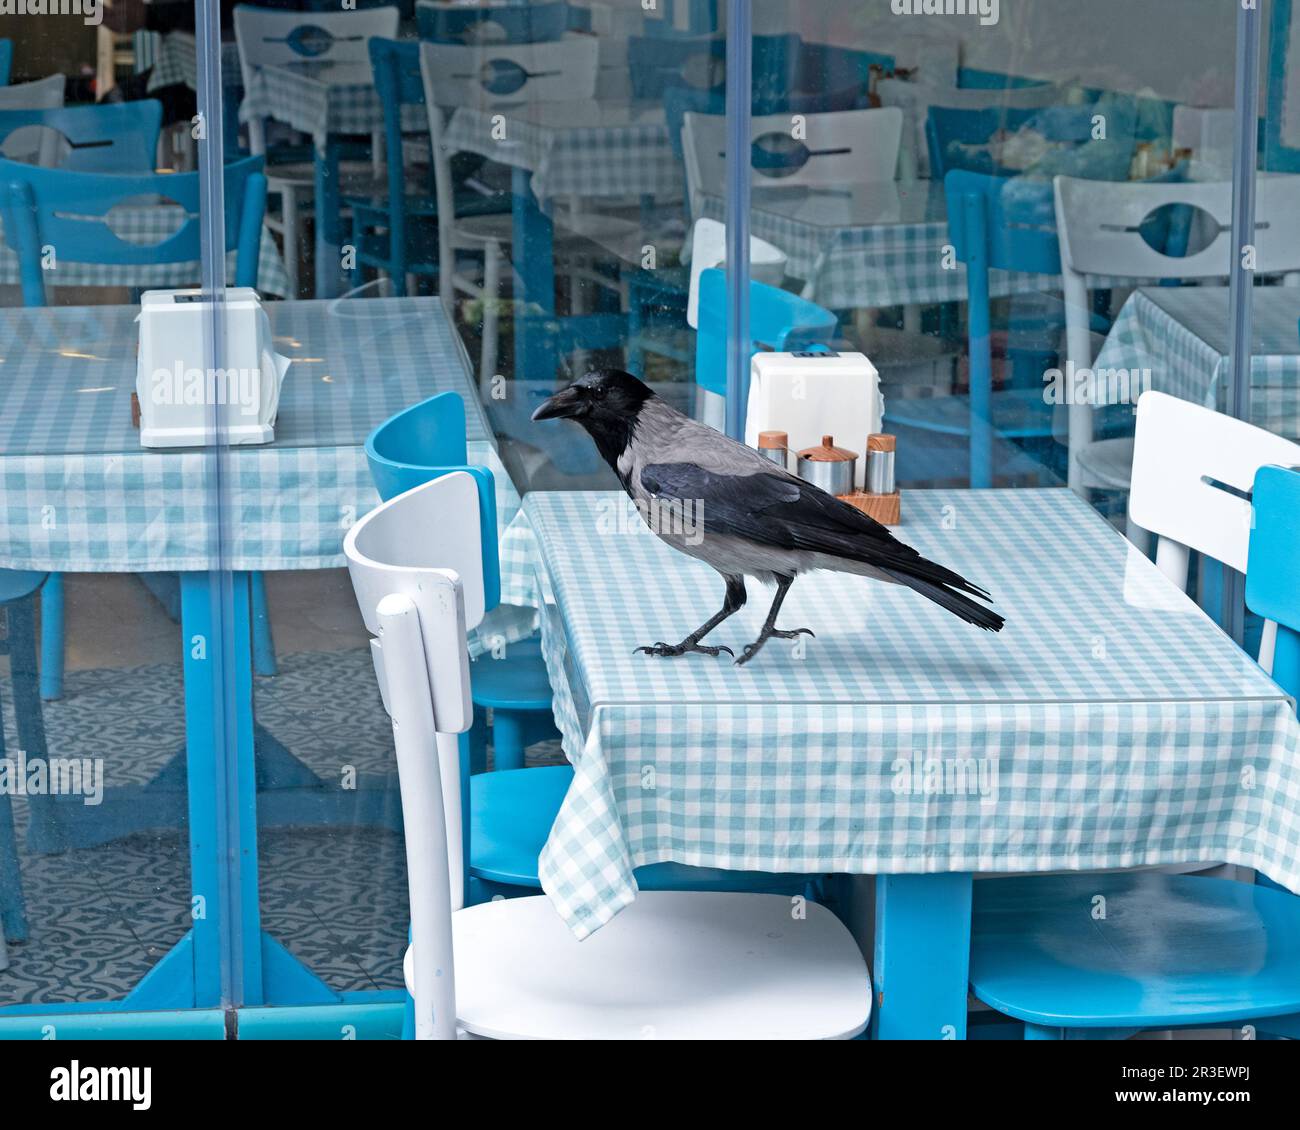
[347,38,438,295]
[415,0,568,43]
[0,155,269,699]
[365,391,557,772]
[883,170,1092,488]
[969,464,1300,1040]
[0,570,51,948]
[0,39,10,87]
[0,100,163,173]
[694,267,837,402]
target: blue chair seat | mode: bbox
[471,638,554,711]
[885,388,1053,439]
[0,570,45,604]
[471,765,808,894]
[971,872,1300,1030]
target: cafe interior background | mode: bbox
[0,0,1298,1040]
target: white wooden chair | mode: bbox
[1053,173,1300,526]
[419,37,638,389]
[344,472,872,1040]
[682,106,903,220]
[233,4,398,297]
[1129,390,1300,675]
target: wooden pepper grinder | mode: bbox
[842,433,901,525]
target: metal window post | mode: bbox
[1225,0,1262,644]
[724,0,752,441]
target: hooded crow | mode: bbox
[533,369,1004,664]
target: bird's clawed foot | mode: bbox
[735,627,815,666]
[635,640,734,659]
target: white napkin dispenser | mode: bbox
[135,287,291,448]
[746,350,884,489]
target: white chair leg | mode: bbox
[282,188,300,299]
[1153,535,1190,590]
[1258,618,1278,675]
[479,241,501,395]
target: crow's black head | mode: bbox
[531,369,654,469]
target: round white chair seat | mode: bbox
[405,891,871,1040]
[1075,435,1135,491]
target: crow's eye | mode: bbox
[592,386,606,399]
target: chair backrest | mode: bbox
[368,38,427,262]
[682,107,902,218]
[877,77,1063,179]
[694,266,837,397]
[685,216,787,328]
[628,33,726,99]
[345,471,477,1039]
[419,36,596,298]
[364,391,500,615]
[0,39,11,87]
[1055,173,1300,282]
[1130,391,1300,588]
[0,100,162,173]
[418,35,597,107]
[945,169,1061,275]
[1246,465,1300,703]
[233,4,400,85]
[0,155,266,306]
[927,103,1099,181]
[0,74,65,113]
[416,0,569,44]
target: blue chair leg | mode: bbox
[492,709,527,772]
[39,572,63,701]
[1,592,44,942]
[0,789,26,944]
[251,572,277,677]
[1024,1023,1064,1039]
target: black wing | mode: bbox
[640,461,992,602]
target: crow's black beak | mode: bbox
[532,385,583,421]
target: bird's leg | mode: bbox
[636,575,746,658]
[736,574,814,666]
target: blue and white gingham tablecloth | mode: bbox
[700,181,1116,311]
[1092,286,1300,439]
[241,61,425,151]
[499,488,1300,937]
[146,32,242,94]
[440,101,680,203]
[0,298,518,577]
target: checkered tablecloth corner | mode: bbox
[505,488,1300,935]
[0,299,518,574]
[440,105,681,204]
[241,64,425,151]
[146,33,241,94]
[1093,287,1300,437]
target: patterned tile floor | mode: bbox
[1,648,561,1006]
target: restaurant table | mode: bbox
[145,31,241,94]
[0,203,290,297]
[696,180,1126,315]
[498,487,1300,1038]
[441,99,680,381]
[240,59,425,299]
[1092,285,1300,439]
[0,294,525,1006]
